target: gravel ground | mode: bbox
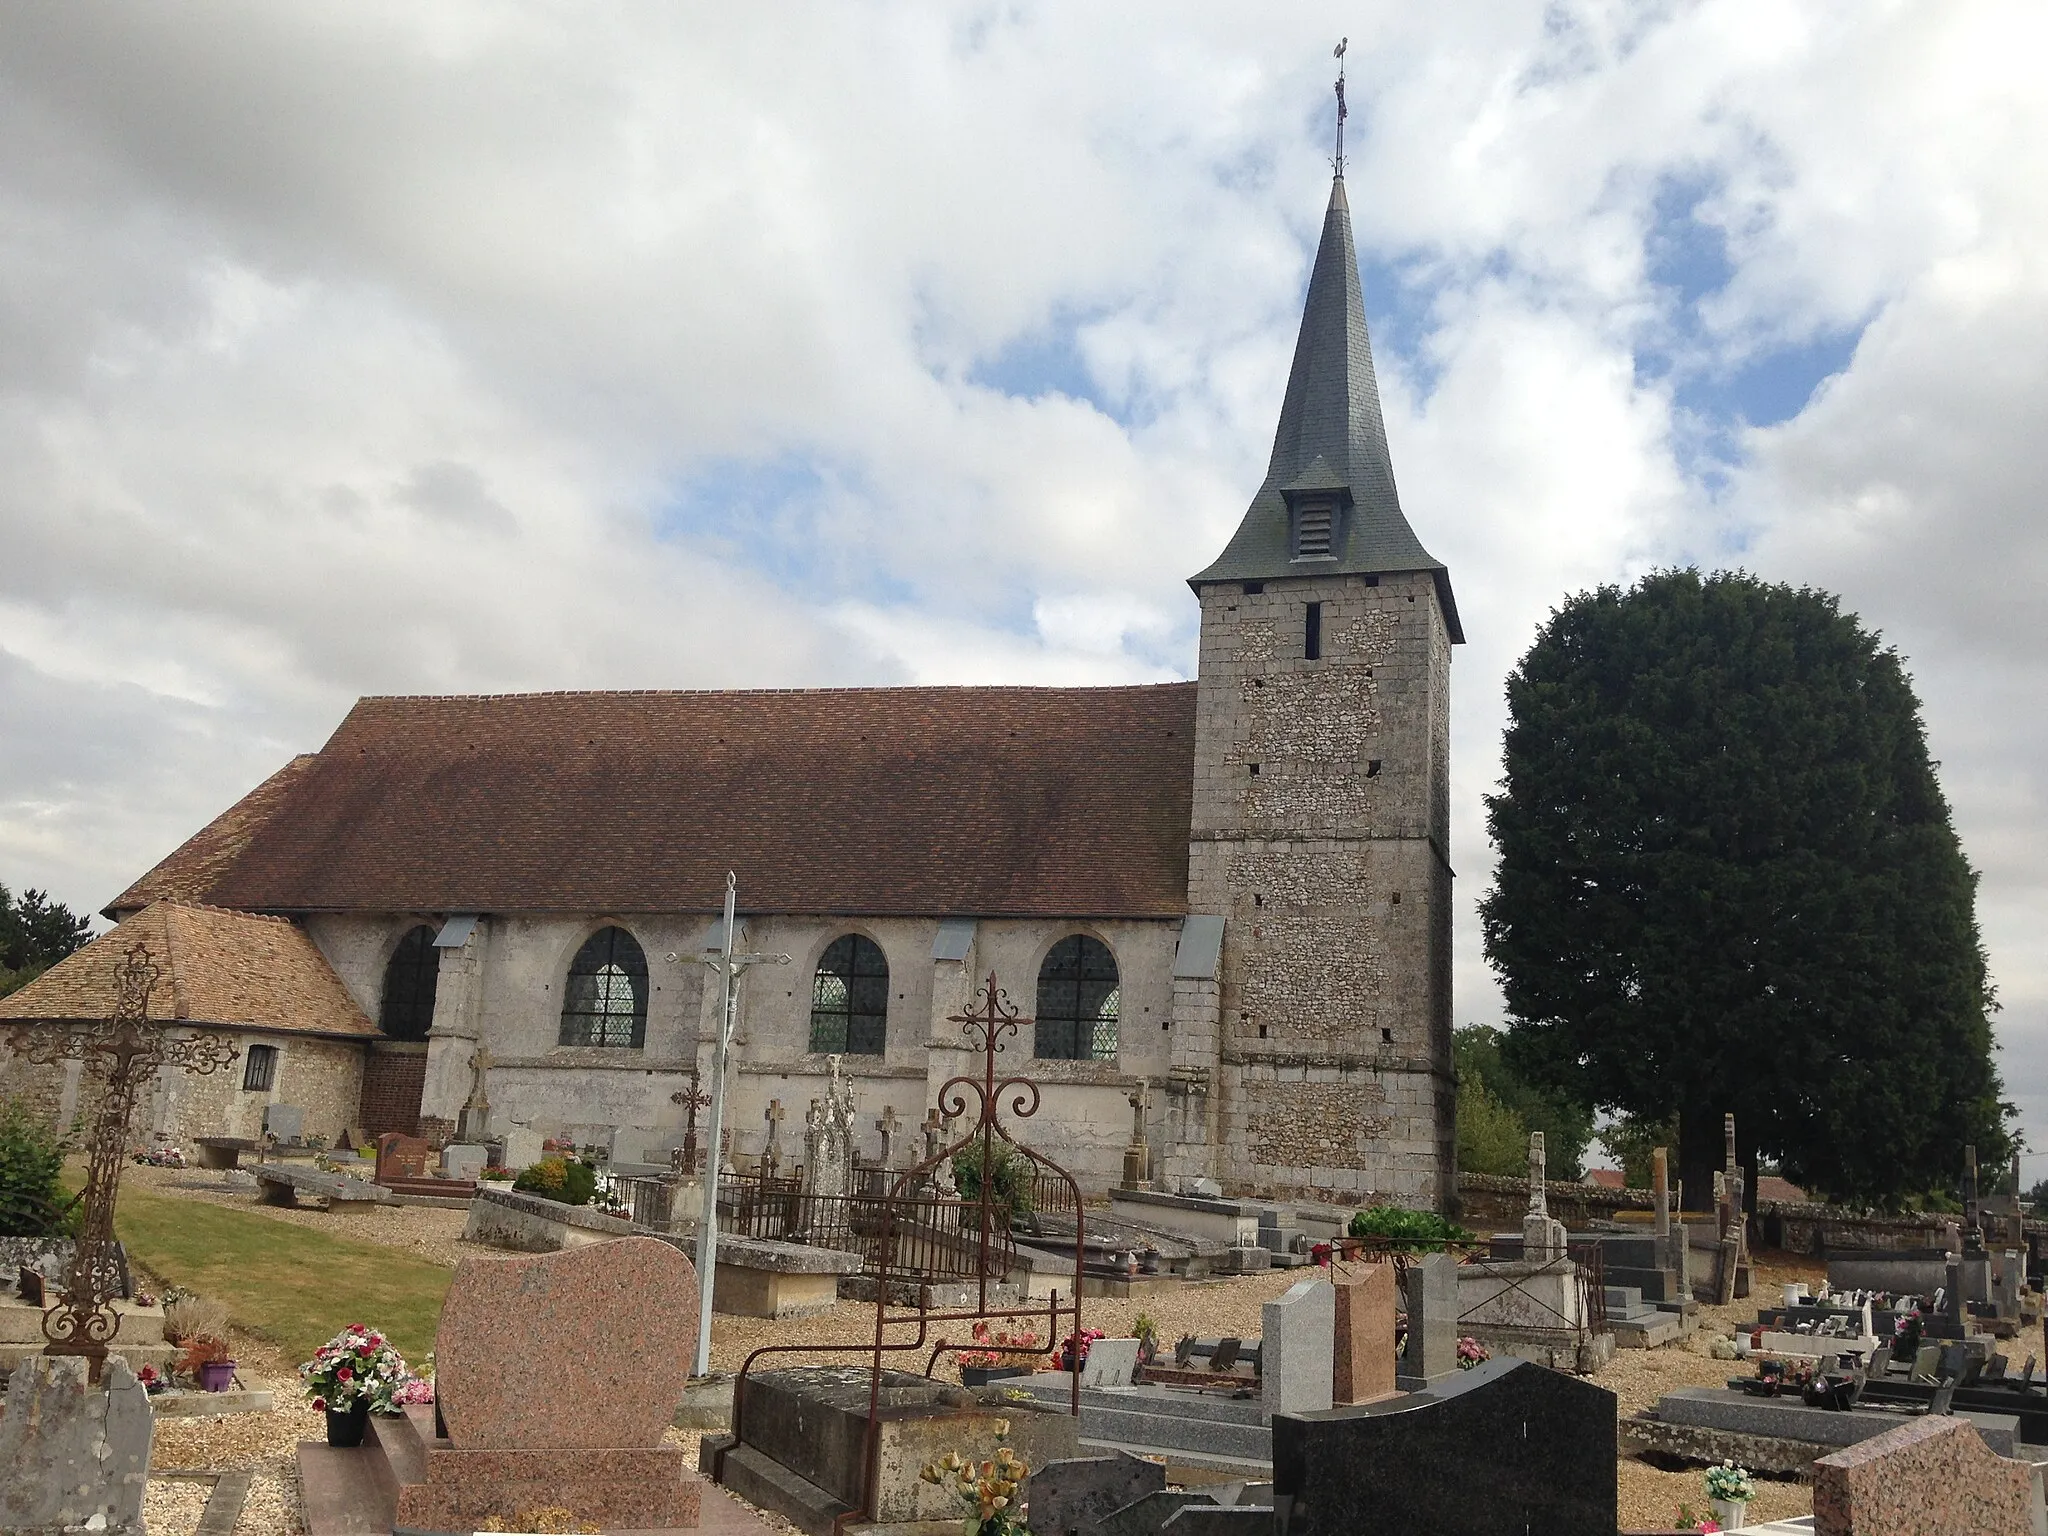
[142,1477,213,1536]
[124,1172,1832,1533]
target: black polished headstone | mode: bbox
[1271,1356,1617,1536]
[1025,1451,1167,1536]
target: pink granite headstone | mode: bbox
[435,1236,698,1450]
[396,1237,703,1531]
[1812,1414,2031,1536]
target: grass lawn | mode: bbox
[111,1182,451,1364]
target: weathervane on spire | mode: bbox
[1332,37,1349,176]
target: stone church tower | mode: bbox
[1167,172,1462,1208]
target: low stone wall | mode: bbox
[1456,1173,1655,1231]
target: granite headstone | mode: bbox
[1025,1450,1166,1536]
[1272,1355,1618,1536]
[1812,1414,2030,1536]
[1080,1336,1143,1389]
[1262,1277,1335,1418]
[1400,1251,1461,1389]
[1331,1261,1398,1404]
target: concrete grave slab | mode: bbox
[1023,1449,1166,1536]
[1081,1337,1143,1389]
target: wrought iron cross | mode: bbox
[671,1070,713,1173]
[5,942,238,1378]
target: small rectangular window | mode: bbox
[1305,602,1322,660]
[243,1043,278,1093]
[1242,581,1264,595]
[1364,574,1380,587]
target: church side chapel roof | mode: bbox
[0,900,377,1038]
[1190,176,1463,643]
[171,684,1198,919]
[104,752,319,919]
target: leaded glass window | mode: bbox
[1034,935,1120,1061]
[378,925,440,1040]
[810,934,888,1055]
[559,926,649,1048]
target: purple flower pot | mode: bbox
[198,1360,236,1393]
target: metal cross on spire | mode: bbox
[1332,37,1349,176]
[665,871,788,1379]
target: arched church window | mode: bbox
[810,934,888,1055]
[559,926,649,1048]
[378,925,440,1041]
[1034,935,1120,1061]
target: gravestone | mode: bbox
[1273,1356,1617,1536]
[501,1124,545,1173]
[262,1102,305,1142]
[440,1143,488,1181]
[1331,1262,1398,1405]
[1812,1414,2030,1535]
[1098,1491,1224,1536]
[394,1236,702,1530]
[0,1355,153,1535]
[1080,1336,1143,1389]
[1523,1131,1569,1262]
[1025,1449,1166,1536]
[801,1056,856,1202]
[1400,1252,1461,1389]
[375,1131,433,1183]
[1262,1276,1335,1417]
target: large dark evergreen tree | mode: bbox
[1482,570,2007,1208]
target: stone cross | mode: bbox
[762,1098,787,1177]
[457,1044,493,1141]
[921,1107,946,1162]
[1963,1143,1983,1252]
[4,943,238,1379]
[1527,1130,1548,1218]
[1122,1079,1152,1191]
[875,1105,901,1170]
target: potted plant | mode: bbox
[956,1321,1041,1386]
[1132,1313,1160,1367]
[1704,1460,1756,1530]
[179,1334,237,1392]
[300,1323,413,1446]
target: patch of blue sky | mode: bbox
[965,315,1129,424]
[1356,249,1446,402]
[1638,172,1864,478]
[652,454,913,610]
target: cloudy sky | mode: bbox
[3,4,2042,1159]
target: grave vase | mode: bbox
[1710,1495,1750,1529]
[324,1398,371,1448]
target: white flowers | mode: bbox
[1704,1460,1756,1504]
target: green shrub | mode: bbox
[511,1155,596,1207]
[1347,1205,1475,1251]
[1456,1076,1530,1178]
[952,1138,1033,1225]
[0,1096,80,1237]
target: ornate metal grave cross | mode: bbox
[670,1071,713,1174]
[5,942,238,1378]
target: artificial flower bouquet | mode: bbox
[1703,1460,1756,1505]
[957,1319,1042,1370]
[1455,1336,1491,1369]
[920,1435,1029,1536]
[300,1324,417,1414]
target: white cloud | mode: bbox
[1,1,2042,1153]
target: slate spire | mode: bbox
[1191,174,1461,641]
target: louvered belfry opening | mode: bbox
[1294,497,1337,559]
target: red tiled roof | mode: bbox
[186,686,1198,918]
[1585,1168,1625,1189]
[104,754,319,918]
[0,901,376,1038]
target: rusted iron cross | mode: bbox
[671,1070,713,1173]
[5,942,238,1379]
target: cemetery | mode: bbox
[0,33,2035,1536]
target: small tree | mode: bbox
[1455,1025,1594,1179]
[0,1096,79,1237]
[1456,1076,1529,1178]
[0,883,94,998]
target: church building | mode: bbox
[3,170,1462,1208]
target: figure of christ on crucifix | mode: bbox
[4,943,238,1378]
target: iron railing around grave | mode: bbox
[715,971,1087,1536]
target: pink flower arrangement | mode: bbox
[957,1320,1042,1370]
[300,1323,414,1414]
[1058,1328,1106,1370]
